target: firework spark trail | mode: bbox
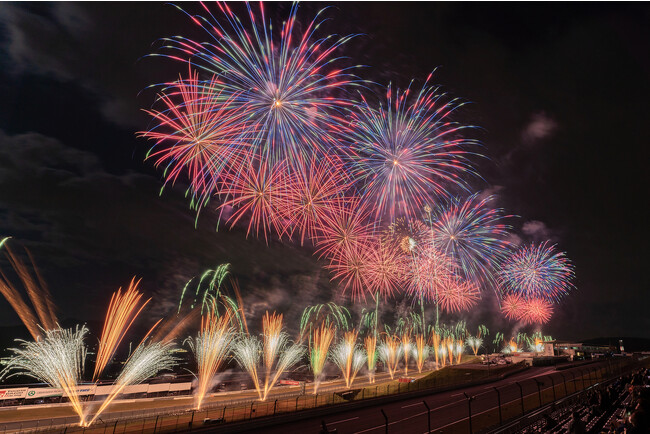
[265,342,304,400]
[232,335,263,399]
[262,312,284,391]
[506,338,519,353]
[234,312,304,401]
[414,334,429,373]
[378,334,402,379]
[87,340,177,426]
[300,302,350,341]
[1,326,88,426]
[185,310,235,410]
[309,323,335,393]
[438,345,447,367]
[401,332,412,376]
[454,340,464,364]
[498,242,575,303]
[428,193,513,289]
[331,330,365,389]
[446,338,454,365]
[153,2,360,173]
[467,336,483,356]
[431,330,441,368]
[364,335,377,383]
[178,264,232,314]
[139,68,254,209]
[93,278,150,381]
[0,244,58,339]
[346,76,479,223]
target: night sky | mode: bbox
[0,2,648,341]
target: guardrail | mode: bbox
[3,358,641,434]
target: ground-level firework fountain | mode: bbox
[233,312,304,401]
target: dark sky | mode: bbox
[0,2,648,341]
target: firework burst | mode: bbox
[314,196,372,263]
[219,160,287,241]
[153,2,359,171]
[438,279,481,313]
[346,76,479,222]
[362,240,407,299]
[278,156,350,246]
[498,242,575,302]
[501,293,524,320]
[139,68,253,208]
[521,298,554,324]
[427,193,513,287]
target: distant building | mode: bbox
[555,342,615,360]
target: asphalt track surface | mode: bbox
[0,371,416,431]
[235,363,605,434]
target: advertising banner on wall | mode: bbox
[25,388,63,399]
[0,388,28,400]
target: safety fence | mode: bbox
[1,362,525,433]
[3,358,644,433]
[321,357,647,434]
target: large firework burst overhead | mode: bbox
[138,1,577,324]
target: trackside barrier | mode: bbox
[4,362,527,433]
[3,358,645,433]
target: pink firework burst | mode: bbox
[277,156,350,246]
[521,298,553,324]
[140,68,253,207]
[326,245,368,300]
[362,240,407,299]
[438,278,480,313]
[500,294,525,321]
[314,197,373,264]
[220,160,287,241]
[406,243,457,302]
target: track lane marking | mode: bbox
[329,416,359,425]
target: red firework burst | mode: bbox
[140,68,252,207]
[520,298,553,324]
[326,245,368,300]
[438,279,480,313]
[277,155,350,246]
[362,240,407,298]
[314,196,373,264]
[406,244,457,302]
[500,294,525,321]
[220,160,287,241]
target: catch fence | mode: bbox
[2,357,644,433]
